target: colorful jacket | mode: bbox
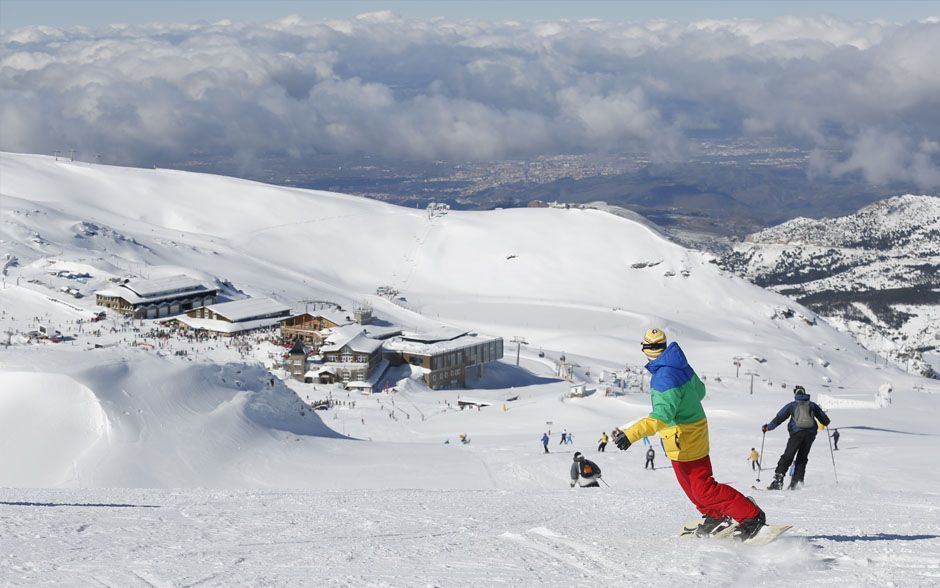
[766,393,830,434]
[624,342,709,462]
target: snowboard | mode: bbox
[679,518,792,545]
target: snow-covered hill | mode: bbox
[718,195,940,377]
[1,152,939,585]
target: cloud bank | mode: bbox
[2,13,938,187]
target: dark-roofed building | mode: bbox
[385,328,504,389]
[95,275,218,319]
[287,338,308,381]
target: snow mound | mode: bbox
[0,372,110,487]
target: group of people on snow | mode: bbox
[563,327,836,542]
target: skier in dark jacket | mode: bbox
[762,385,831,490]
[570,452,601,488]
[541,433,550,453]
[645,447,655,469]
[832,429,840,450]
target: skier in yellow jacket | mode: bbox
[611,328,765,540]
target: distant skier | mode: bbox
[762,385,831,490]
[541,432,550,453]
[560,429,568,445]
[610,329,765,541]
[832,429,840,450]
[748,448,760,471]
[598,431,608,452]
[645,447,655,470]
[570,452,602,488]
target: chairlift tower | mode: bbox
[745,370,759,395]
[510,335,528,366]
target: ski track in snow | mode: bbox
[1,488,938,586]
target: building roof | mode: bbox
[362,325,404,340]
[289,338,307,355]
[204,297,290,323]
[384,331,502,356]
[172,314,283,334]
[96,274,217,305]
[399,327,468,343]
[321,327,383,354]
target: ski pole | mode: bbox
[756,431,766,482]
[826,426,838,484]
[600,478,611,488]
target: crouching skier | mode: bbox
[611,328,766,540]
[570,452,602,488]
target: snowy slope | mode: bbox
[1,152,939,585]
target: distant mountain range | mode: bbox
[718,195,940,377]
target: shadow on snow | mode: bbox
[466,361,562,390]
[0,501,160,508]
[808,533,940,542]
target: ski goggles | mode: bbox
[641,341,667,352]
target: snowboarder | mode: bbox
[645,447,655,470]
[541,432,550,453]
[570,452,602,488]
[832,429,840,450]
[598,431,608,452]
[762,385,831,490]
[748,448,760,471]
[610,328,765,541]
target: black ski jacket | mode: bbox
[767,393,830,434]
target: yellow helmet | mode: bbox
[641,328,667,360]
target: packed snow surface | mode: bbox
[1,152,938,585]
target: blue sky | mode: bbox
[2,0,938,29]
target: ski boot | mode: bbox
[787,478,802,491]
[766,473,784,490]
[732,498,766,542]
[695,515,734,538]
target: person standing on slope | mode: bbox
[570,452,602,488]
[598,431,608,452]
[762,385,831,490]
[541,432,550,453]
[832,429,840,450]
[610,328,765,541]
[748,448,760,471]
[645,447,655,470]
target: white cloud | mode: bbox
[1,15,937,187]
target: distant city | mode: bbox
[169,138,914,244]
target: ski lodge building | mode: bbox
[169,297,291,335]
[279,311,354,345]
[95,275,218,319]
[309,328,387,388]
[384,328,504,389]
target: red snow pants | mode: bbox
[671,455,759,523]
